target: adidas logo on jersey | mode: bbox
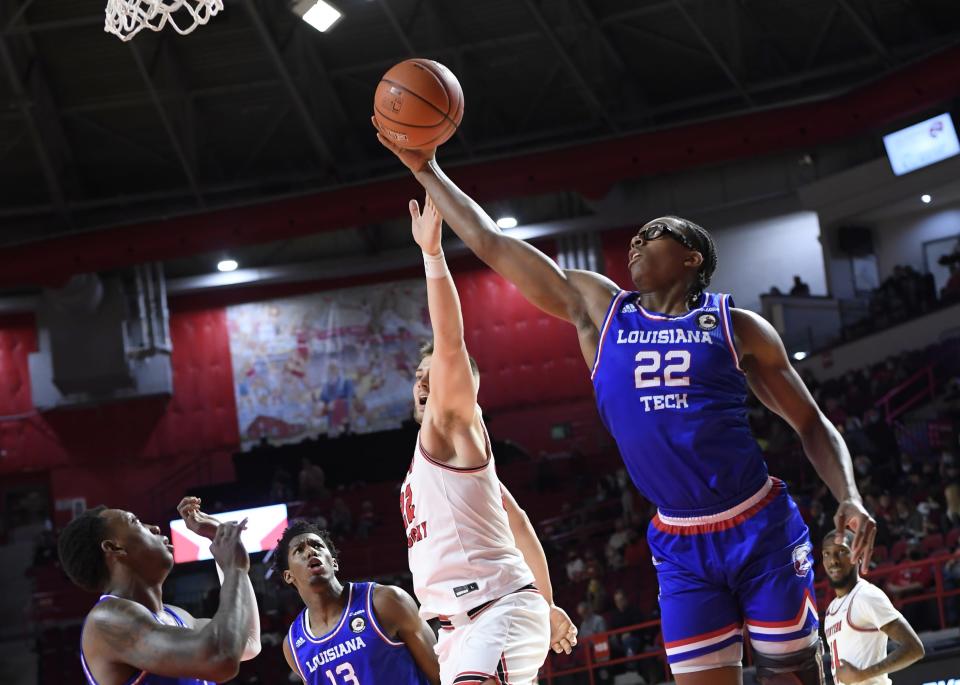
[621,303,638,313]
[295,636,305,647]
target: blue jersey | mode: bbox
[591,291,768,515]
[80,595,212,685]
[287,582,431,685]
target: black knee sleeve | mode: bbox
[754,639,824,685]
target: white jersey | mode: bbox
[400,426,534,619]
[823,579,904,685]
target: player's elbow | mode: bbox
[910,639,925,661]
[204,653,242,682]
[241,638,262,661]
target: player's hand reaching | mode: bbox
[548,604,578,655]
[410,194,443,256]
[177,496,221,541]
[835,659,866,683]
[834,498,877,574]
[371,115,436,174]
[210,519,250,573]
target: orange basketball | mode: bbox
[374,58,464,150]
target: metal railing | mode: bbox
[875,364,938,424]
[538,552,960,685]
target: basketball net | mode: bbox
[104,0,223,41]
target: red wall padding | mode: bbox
[456,267,609,457]
[0,257,625,514]
[458,270,591,409]
[0,308,238,520]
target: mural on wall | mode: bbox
[227,280,431,448]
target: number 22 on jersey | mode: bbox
[634,350,691,388]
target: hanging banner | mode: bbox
[227,280,431,448]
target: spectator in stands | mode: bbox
[609,589,644,658]
[943,538,960,625]
[32,527,57,567]
[875,491,894,521]
[583,549,604,578]
[941,263,960,304]
[329,497,352,537]
[623,529,648,568]
[910,502,939,539]
[823,397,847,429]
[577,600,607,638]
[566,549,586,583]
[806,499,831,547]
[885,538,935,630]
[865,408,899,464]
[605,518,630,569]
[586,577,608,613]
[616,469,639,522]
[942,483,960,533]
[268,469,294,503]
[298,458,328,502]
[789,275,811,296]
[891,497,915,539]
[356,499,377,539]
[941,450,960,483]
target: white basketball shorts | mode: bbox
[436,587,550,685]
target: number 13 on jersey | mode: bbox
[325,662,359,685]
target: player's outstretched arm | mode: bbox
[501,483,578,655]
[731,308,877,571]
[836,617,924,683]
[372,584,441,685]
[86,522,253,682]
[411,194,477,433]
[374,122,616,333]
[177,496,261,660]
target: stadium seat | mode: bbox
[890,539,908,563]
[946,528,960,550]
[922,534,944,553]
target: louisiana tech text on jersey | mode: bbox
[302,636,366,673]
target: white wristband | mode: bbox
[423,250,449,279]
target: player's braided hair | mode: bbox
[57,505,110,593]
[665,216,717,309]
[270,520,339,580]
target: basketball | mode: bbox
[374,58,464,150]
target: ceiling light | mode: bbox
[921,194,932,204]
[793,351,808,361]
[496,217,518,229]
[217,259,238,272]
[293,0,342,32]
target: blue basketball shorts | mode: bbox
[647,477,819,675]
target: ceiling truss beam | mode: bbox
[520,0,619,132]
[128,41,204,206]
[671,0,754,106]
[242,0,338,175]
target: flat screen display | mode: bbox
[170,503,288,564]
[883,112,960,176]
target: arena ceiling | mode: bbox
[1,0,960,287]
